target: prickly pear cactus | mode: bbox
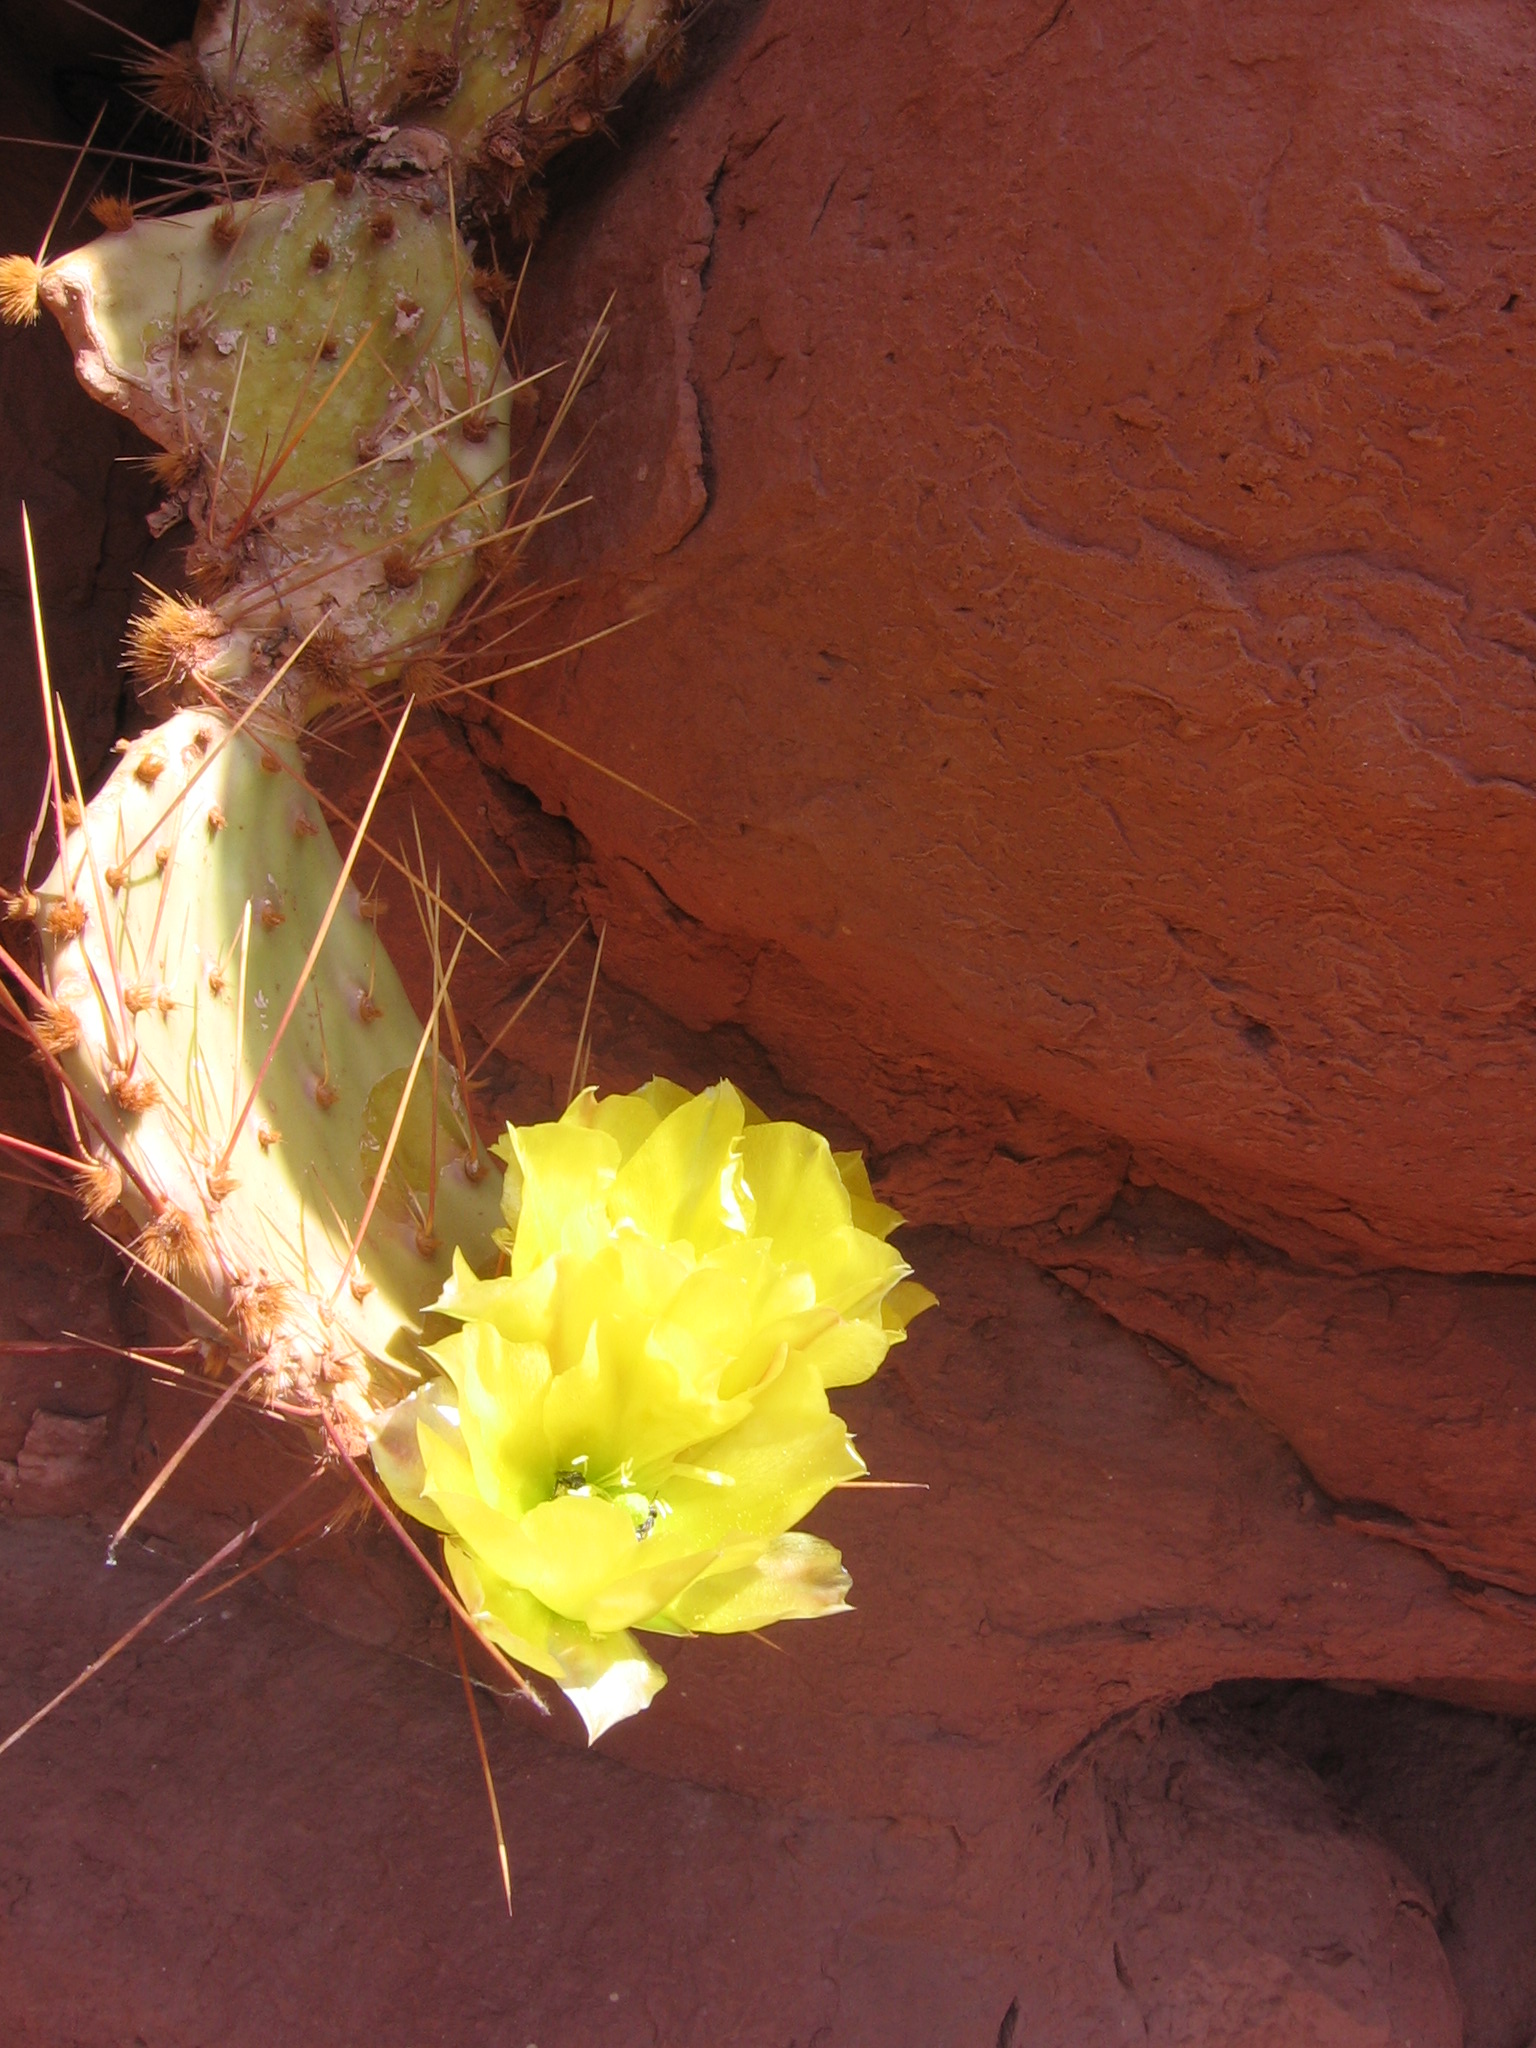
[31,185,513,715]
[34,707,503,1439]
[0,3,932,1753]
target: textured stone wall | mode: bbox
[505,0,1536,1277]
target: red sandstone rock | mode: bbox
[1094,1710,1462,2047]
[505,0,1536,1276]
[1035,1181,1536,1602]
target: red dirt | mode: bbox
[3,2,1536,2043]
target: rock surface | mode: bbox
[508,0,1536,1279]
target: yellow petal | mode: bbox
[368,1386,453,1532]
[638,1351,864,1569]
[635,1074,696,1124]
[609,1083,750,1249]
[579,1084,665,1164]
[449,1321,555,1517]
[445,1543,666,1742]
[543,1314,752,1485]
[798,1222,909,1321]
[432,1485,638,1624]
[882,1279,939,1332]
[833,1148,904,1241]
[414,1398,485,1503]
[580,1545,720,1634]
[739,1119,852,1260]
[490,1128,524,1232]
[509,1118,621,1276]
[665,1532,852,1633]
[435,1246,558,1345]
[797,1314,892,1389]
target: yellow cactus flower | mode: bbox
[372,1079,933,1739]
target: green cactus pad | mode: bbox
[189,0,675,182]
[37,187,514,715]
[36,708,503,1429]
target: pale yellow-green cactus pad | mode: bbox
[372,1079,934,1738]
[193,0,673,166]
[36,708,504,1431]
[36,186,513,711]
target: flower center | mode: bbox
[553,1454,672,1541]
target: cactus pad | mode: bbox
[35,707,504,1433]
[185,1,678,194]
[36,186,514,716]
